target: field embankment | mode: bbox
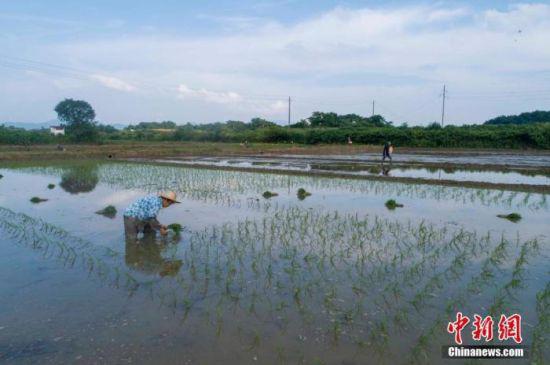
[1,141,550,162]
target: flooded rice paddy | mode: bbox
[0,160,548,364]
[154,156,550,188]
[278,152,550,168]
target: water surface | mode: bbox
[0,161,548,364]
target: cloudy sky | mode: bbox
[1,0,549,126]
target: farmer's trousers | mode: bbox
[124,216,161,242]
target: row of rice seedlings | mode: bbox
[0,206,163,298]
[530,282,549,364]
[407,233,548,364]
[163,206,543,357]
[488,238,541,317]
[364,231,492,354]
[21,163,546,211]
[404,234,523,364]
[364,224,479,320]
[2,199,545,363]
[178,209,417,342]
[99,163,549,208]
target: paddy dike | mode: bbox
[135,153,550,194]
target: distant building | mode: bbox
[50,125,65,136]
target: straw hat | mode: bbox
[160,191,181,203]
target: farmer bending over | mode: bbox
[124,191,180,241]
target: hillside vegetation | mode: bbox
[484,110,550,125]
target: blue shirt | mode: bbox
[124,195,162,220]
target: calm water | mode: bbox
[156,157,550,186]
[279,153,550,168]
[0,161,548,364]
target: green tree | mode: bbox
[54,99,98,142]
[484,110,550,125]
[250,117,277,129]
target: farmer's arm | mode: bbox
[145,197,167,234]
[148,217,162,230]
[146,217,168,235]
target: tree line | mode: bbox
[1,99,549,149]
[484,110,550,125]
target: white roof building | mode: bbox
[50,125,65,136]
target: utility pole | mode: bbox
[372,100,375,116]
[441,84,446,127]
[288,96,291,126]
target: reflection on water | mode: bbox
[125,234,183,277]
[8,162,549,212]
[157,156,550,186]
[0,160,549,364]
[283,152,550,168]
[0,203,548,364]
[59,165,99,194]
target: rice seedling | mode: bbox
[167,223,183,234]
[47,183,55,189]
[297,188,312,200]
[30,196,48,203]
[17,162,550,212]
[262,191,278,199]
[95,205,117,218]
[385,199,403,210]
[531,283,549,364]
[2,162,549,364]
[496,212,522,222]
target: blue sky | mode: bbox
[1,0,549,125]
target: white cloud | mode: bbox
[3,3,550,124]
[177,84,242,104]
[91,74,136,92]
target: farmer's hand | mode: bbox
[160,226,168,236]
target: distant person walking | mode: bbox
[382,141,393,162]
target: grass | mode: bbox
[95,205,117,218]
[496,212,522,222]
[47,183,55,189]
[297,188,312,200]
[30,196,48,203]
[0,142,386,162]
[385,199,404,210]
[167,223,183,234]
[262,191,278,199]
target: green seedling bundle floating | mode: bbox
[297,188,311,200]
[262,191,278,199]
[385,199,404,210]
[95,205,117,218]
[47,184,56,189]
[497,212,522,222]
[30,196,48,204]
